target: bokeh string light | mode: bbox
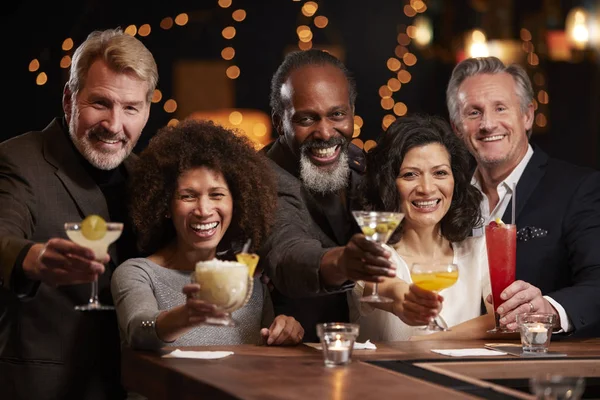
[519,28,549,132]
[377,0,427,138]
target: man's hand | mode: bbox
[396,284,443,326]
[488,280,558,330]
[21,239,108,287]
[337,233,395,283]
[260,315,304,345]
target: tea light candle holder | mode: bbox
[316,323,360,367]
[516,313,556,354]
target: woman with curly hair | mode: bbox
[350,114,493,341]
[111,119,303,350]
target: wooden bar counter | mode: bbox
[122,338,600,399]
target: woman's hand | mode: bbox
[260,315,304,345]
[155,283,225,343]
[395,284,443,326]
[181,284,226,325]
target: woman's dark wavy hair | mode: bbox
[359,114,482,243]
[129,119,277,256]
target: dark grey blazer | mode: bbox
[0,118,134,399]
[501,146,600,337]
[260,139,365,341]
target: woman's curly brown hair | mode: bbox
[359,113,482,243]
[129,119,277,256]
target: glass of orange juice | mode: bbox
[410,262,459,331]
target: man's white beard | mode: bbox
[69,115,130,170]
[299,150,350,195]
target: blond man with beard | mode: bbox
[261,50,396,342]
[0,28,158,399]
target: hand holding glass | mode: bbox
[64,220,123,311]
[352,211,404,303]
[192,259,254,326]
[410,262,459,331]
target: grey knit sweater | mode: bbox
[111,258,273,350]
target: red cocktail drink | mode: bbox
[485,222,516,333]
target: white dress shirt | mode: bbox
[472,144,572,332]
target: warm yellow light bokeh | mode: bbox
[189,109,272,149]
[175,13,189,26]
[222,26,236,39]
[124,25,137,36]
[233,9,247,22]
[314,16,329,28]
[138,24,151,37]
[36,72,48,86]
[226,65,241,79]
[28,59,40,72]
[60,55,71,69]
[160,17,174,30]
[164,99,178,113]
[152,89,163,103]
[221,47,235,60]
[62,38,74,51]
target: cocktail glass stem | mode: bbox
[75,263,114,311]
[89,276,99,306]
[424,293,448,331]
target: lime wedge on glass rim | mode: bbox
[81,215,107,240]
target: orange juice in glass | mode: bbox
[485,220,517,333]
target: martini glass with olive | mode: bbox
[65,215,123,311]
[351,211,404,303]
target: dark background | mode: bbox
[2,0,599,168]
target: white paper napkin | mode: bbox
[304,340,378,350]
[431,348,507,357]
[162,349,234,359]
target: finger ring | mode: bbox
[528,302,534,312]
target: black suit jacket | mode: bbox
[0,119,135,399]
[260,139,365,341]
[501,147,600,336]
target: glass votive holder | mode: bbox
[529,375,585,400]
[517,313,556,353]
[316,323,359,367]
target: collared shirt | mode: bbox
[471,144,572,333]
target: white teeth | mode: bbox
[481,135,504,142]
[413,200,438,208]
[311,146,337,157]
[190,222,218,231]
[96,137,120,144]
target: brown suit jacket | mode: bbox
[260,139,365,342]
[0,118,135,399]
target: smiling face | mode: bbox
[278,64,354,193]
[170,167,233,261]
[64,59,151,170]
[396,143,454,230]
[454,72,533,175]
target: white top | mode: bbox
[472,144,534,233]
[349,237,491,342]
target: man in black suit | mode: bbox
[261,50,396,341]
[447,56,600,336]
[0,28,158,399]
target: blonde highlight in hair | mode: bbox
[68,28,158,102]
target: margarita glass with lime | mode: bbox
[65,215,123,311]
